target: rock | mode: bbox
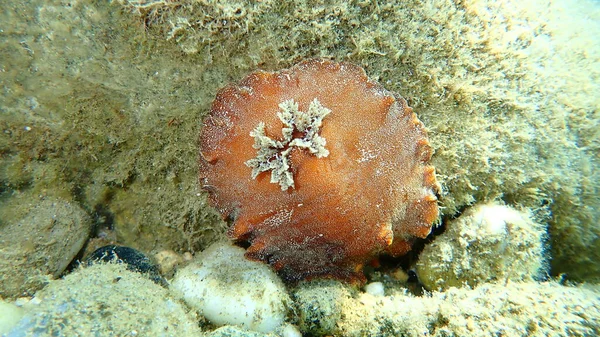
[364,282,385,297]
[416,203,547,291]
[5,263,201,336]
[171,242,291,333]
[87,245,166,286]
[294,280,600,337]
[0,197,91,298]
[280,324,302,337]
[293,280,351,336]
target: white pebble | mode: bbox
[171,242,291,333]
[364,282,385,296]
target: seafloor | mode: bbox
[0,0,599,336]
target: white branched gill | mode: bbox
[245,98,331,190]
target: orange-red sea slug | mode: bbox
[199,59,440,283]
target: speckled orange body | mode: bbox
[199,59,440,282]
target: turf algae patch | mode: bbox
[1,0,226,256]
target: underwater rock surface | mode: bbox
[294,280,600,337]
[0,197,91,298]
[0,0,598,335]
[0,0,597,282]
[6,263,202,337]
[416,203,547,290]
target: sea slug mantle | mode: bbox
[199,59,440,282]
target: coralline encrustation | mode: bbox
[199,59,440,282]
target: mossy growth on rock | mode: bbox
[293,280,600,337]
[416,203,547,291]
[8,263,202,336]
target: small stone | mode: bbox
[87,245,166,286]
[280,323,302,337]
[390,268,410,283]
[0,197,91,298]
[293,280,351,336]
[0,300,24,335]
[364,282,385,297]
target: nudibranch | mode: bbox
[199,59,440,282]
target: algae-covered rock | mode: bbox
[0,196,91,298]
[416,203,547,291]
[6,263,202,336]
[292,280,354,336]
[0,0,227,258]
[294,280,600,337]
